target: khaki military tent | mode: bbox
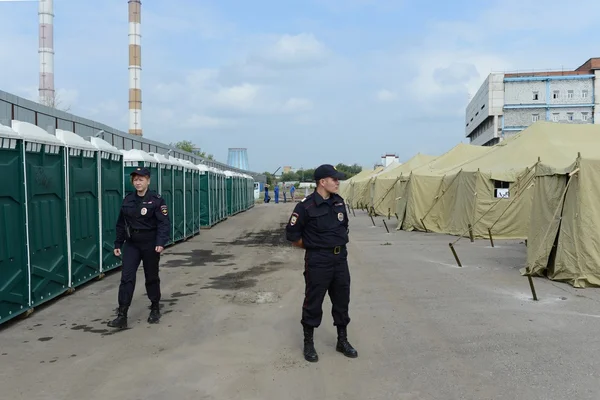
[402,122,600,240]
[352,161,402,209]
[339,167,381,206]
[370,153,438,217]
[523,157,600,287]
[347,166,384,208]
[396,143,493,231]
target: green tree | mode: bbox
[281,171,299,182]
[335,163,362,179]
[173,140,214,160]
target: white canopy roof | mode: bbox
[88,136,121,154]
[56,129,97,151]
[11,120,63,146]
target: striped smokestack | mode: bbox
[39,0,55,107]
[128,0,142,136]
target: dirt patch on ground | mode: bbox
[215,223,288,248]
[202,261,284,290]
[162,249,234,268]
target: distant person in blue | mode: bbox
[109,167,171,329]
[274,184,279,203]
[264,185,270,203]
[290,185,296,202]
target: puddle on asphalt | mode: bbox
[162,249,234,268]
[214,223,288,248]
[202,261,284,290]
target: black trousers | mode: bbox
[118,230,161,307]
[302,247,351,328]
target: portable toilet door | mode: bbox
[56,129,101,288]
[89,136,124,274]
[225,171,233,216]
[149,152,175,246]
[121,149,159,195]
[197,164,210,228]
[170,157,185,241]
[11,120,70,310]
[0,123,29,324]
[178,159,197,239]
[208,167,217,226]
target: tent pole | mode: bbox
[488,228,495,248]
[449,243,462,267]
[382,219,390,233]
[527,275,538,301]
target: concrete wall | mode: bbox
[0,89,266,182]
[504,107,593,127]
[505,78,593,105]
[466,73,504,145]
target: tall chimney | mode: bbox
[128,0,142,136]
[39,0,55,107]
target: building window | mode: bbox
[567,112,574,121]
[553,90,559,99]
[582,112,589,121]
[582,90,588,98]
[567,90,574,99]
[532,91,539,100]
[552,113,559,122]
[532,114,540,122]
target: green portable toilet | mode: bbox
[197,164,211,227]
[179,159,200,235]
[11,120,70,311]
[56,129,100,288]
[122,149,159,194]
[213,168,226,222]
[224,171,233,217]
[89,136,124,274]
[0,123,30,324]
[208,167,218,225]
[178,159,198,239]
[149,152,175,246]
[170,157,185,241]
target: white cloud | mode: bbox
[249,33,329,68]
[214,83,260,110]
[180,114,232,129]
[283,97,313,112]
[376,89,398,102]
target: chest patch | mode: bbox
[338,212,344,221]
[141,207,147,216]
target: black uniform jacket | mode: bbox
[285,191,349,249]
[114,190,171,249]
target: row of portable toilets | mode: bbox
[0,120,256,325]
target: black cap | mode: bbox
[314,164,345,181]
[130,167,151,177]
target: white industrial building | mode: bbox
[466,57,600,146]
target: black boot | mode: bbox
[336,326,358,358]
[148,302,161,324]
[108,306,128,329]
[303,325,318,362]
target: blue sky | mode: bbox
[0,0,598,173]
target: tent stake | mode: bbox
[351,206,356,217]
[395,213,399,221]
[420,218,429,233]
[527,275,538,301]
[383,220,390,233]
[370,214,375,226]
[449,243,462,267]
[468,224,474,243]
[525,239,528,247]
[488,228,495,248]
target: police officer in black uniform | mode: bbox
[108,167,171,329]
[285,164,358,362]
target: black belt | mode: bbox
[132,228,156,233]
[308,245,346,255]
